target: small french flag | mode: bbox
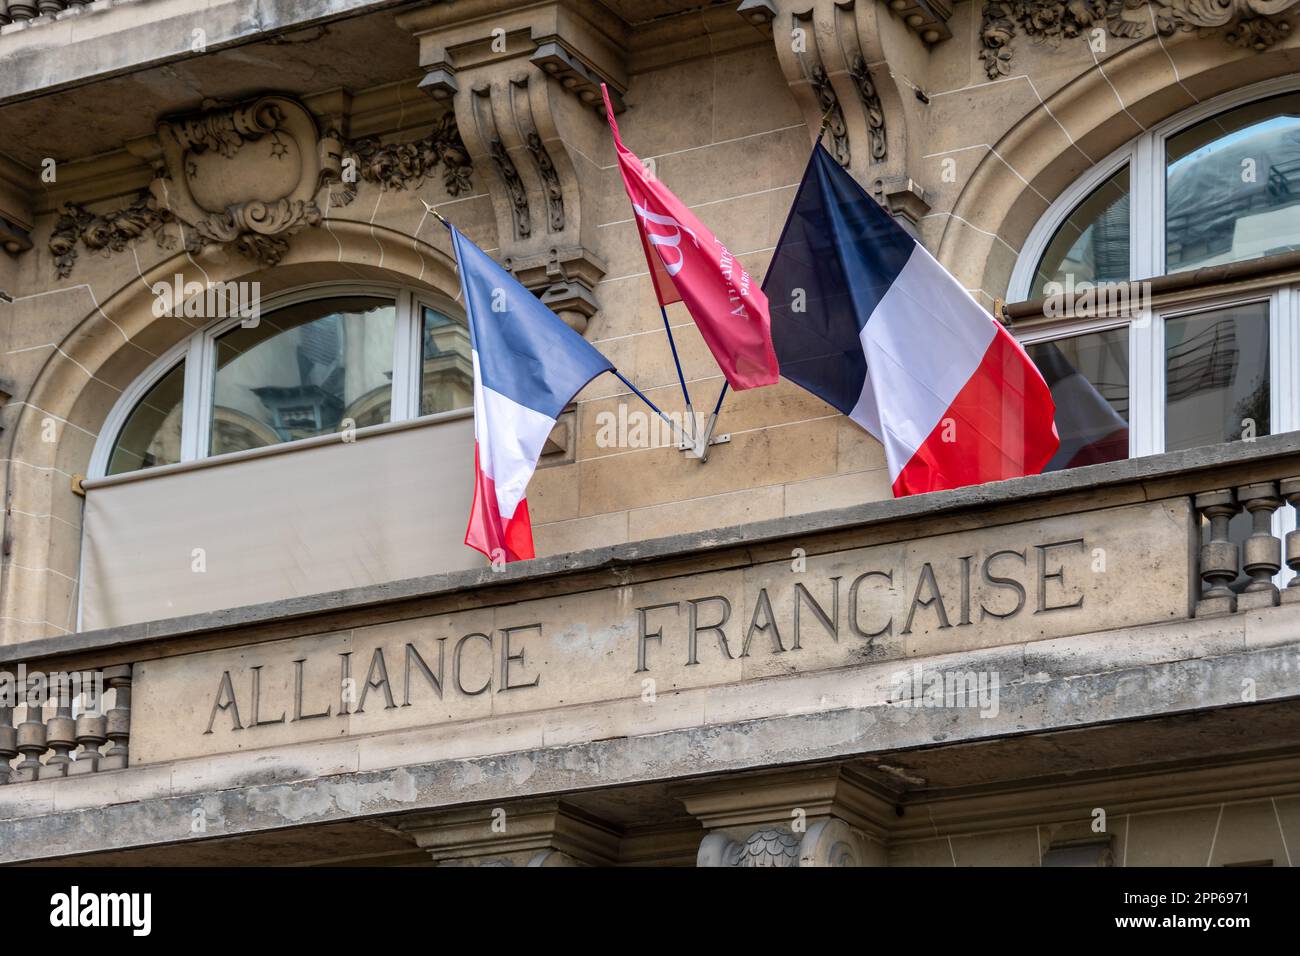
[765,144,1059,496]
[448,225,613,562]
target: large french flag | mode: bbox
[449,225,613,562]
[764,145,1058,496]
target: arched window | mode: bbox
[93,284,472,477]
[1012,80,1300,590]
[1010,79,1300,475]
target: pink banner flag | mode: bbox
[602,85,779,390]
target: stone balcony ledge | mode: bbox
[0,0,402,105]
[6,432,1300,671]
[1,606,1298,863]
[4,434,1300,861]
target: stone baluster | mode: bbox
[13,694,46,783]
[43,678,75,776]
[1195,489,1240,617]
[36,0,66,16]
[1282,478,1300,606]
[1237,482,1282,610]
[0,3,10,28]
[101,665,132,771]
[0,699,16,785]
[68,674,108,776]
[7,0,37,21]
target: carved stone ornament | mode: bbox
[150,96,340,267]
[489,135,533,240]
[783,6,890,170]
[335,112,474,205]
[809,65,852,167]
[49,196,175,280]
[697,820,870,867]
[849,54,887,163]
[980,0,1300,80]
[47,96,476,276]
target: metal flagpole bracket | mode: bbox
[678,429,730,460]
[678,381,731,461]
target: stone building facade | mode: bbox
[2,0,1300,865]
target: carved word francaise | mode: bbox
[200,537,1088,737]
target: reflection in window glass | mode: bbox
[1165,301,1269,452]
[107,360,185,475]
[1167,93,1300,273]
[1026,328,1130,472]
[1032,166,1130,298]
[419,306,474,417]
[210,297,395,455]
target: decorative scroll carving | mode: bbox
[849,54,887,163]
[697,820,869,867]
[490,136,532,240]
[699,827,801,867]
[980,0,1300,80]
[809,65,851,167]
[48,197,173,280]
[526,133,565,232]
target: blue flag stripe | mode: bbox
[763,144,914,415]
[451,226,613,418]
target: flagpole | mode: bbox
[610,369,695,451]
[692,381,729,462]
[659,304,696,444]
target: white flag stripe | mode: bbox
[472,353,556,520]
[859,244,997,481]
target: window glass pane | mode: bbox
[1025,328,1130,472]
[107,360,185,475]
[1167,92,1300,273]
[210,296,395,455]
[419,306,474,417]
[1032,166,1130,298]
[1164,301,1269,452]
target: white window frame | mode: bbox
[1009,74,1300,301]
[89,281,468,478]
[1010,74,1300,463]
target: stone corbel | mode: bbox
[765,1,933,224]
[675,766,892,867]
[400,0,628,336]
[388,799,621,866]
[0,155,36,259]
[0,217,32,256]
[873,174,931,235]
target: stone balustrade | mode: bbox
[1195,477,1300,618]
[0,665,131,784]
[0,0,97,27]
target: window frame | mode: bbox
[1009,75,1300,301]
[1015,285,1297,457]
[90,281,468,478]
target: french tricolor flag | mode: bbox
[765,145,1058,496]
[449,225,613,562]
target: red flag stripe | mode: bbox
[891,328,1060,497]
